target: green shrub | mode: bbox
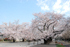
[56,44,65,47]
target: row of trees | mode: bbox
[0,12,70,44]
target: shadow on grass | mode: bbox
[64,44,70,47]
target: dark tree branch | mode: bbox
[43,23,46,31]
[47,21,55,30]
[38,27,43,33]
[53,30,64,34]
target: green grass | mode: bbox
[56,44,65,47]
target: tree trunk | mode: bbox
[12,39,15,42]
[22,39,24,42]
[44,37,52,44]
[44,39,47,44]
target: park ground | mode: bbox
[0,40,70,47]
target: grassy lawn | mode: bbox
[56,44,65,47]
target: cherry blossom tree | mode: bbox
[0,21,30,42]
[62,17,70,39]
[0,12,68,44]
[31,12,66,44]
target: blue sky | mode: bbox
[0,0,70,24]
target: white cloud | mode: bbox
[53,0,62,9]
[41,4,49,11]
[53,0,62,13]
[37,0,50,11]
[61,0,70,14]
[56,10,61,13]
[53,0,70,14]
